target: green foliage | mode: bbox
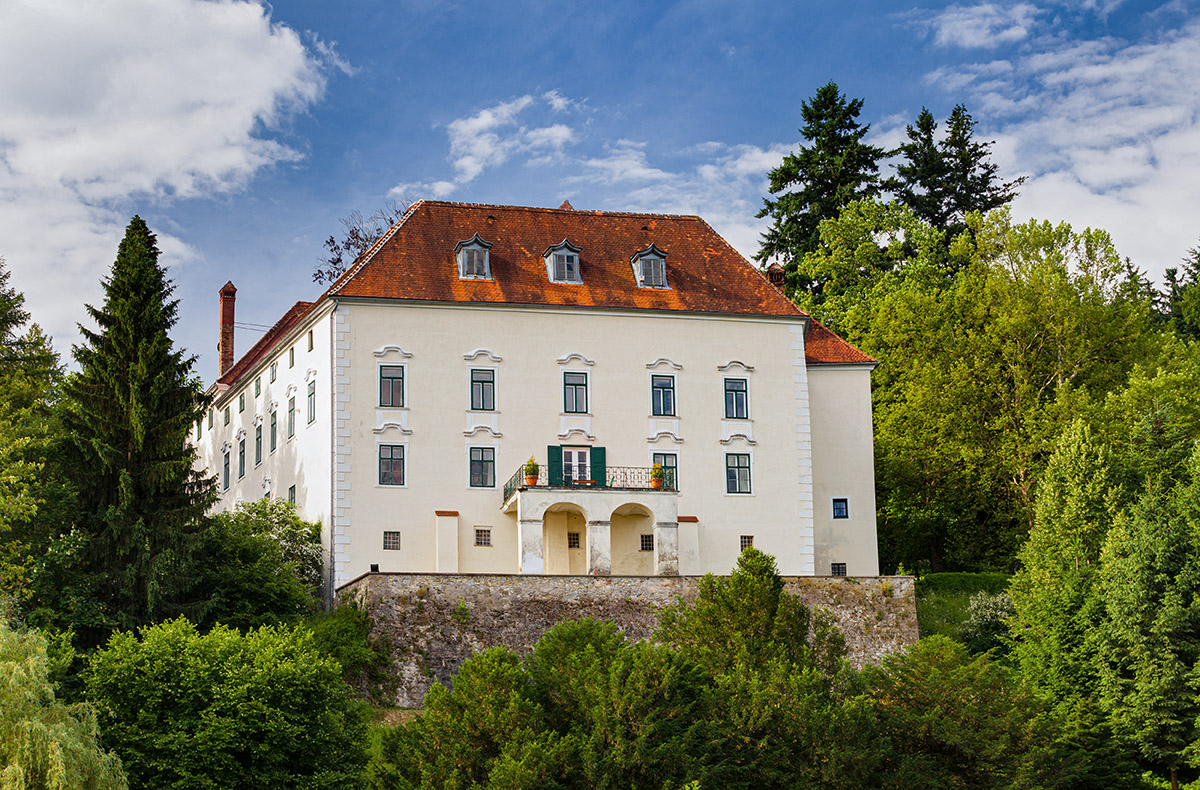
[914,573,1011,639]
[307,600,393,704]
[0,616,127,790]
[958,592,1014,655]
[194,498,322,631]
[86,617,366,790]
[756,81,888,295]
[1164,241,1200,341]
[55,217,214,646]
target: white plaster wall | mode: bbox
[808,366,880,576]
[338,300,822,583]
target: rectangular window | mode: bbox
[832,497,850,520]
[640,534,654,552]
[470,369,494,411]
[726,453,751,494]
[567,531,580,549]
[554,253,578,282]
[651,375,675,416]
[469,447,495,488]
[254,425,262,466]
[223,450,230,491]
[641,258,665,287]
[725,379,748,419]
[270,362,277,382]
[475,528,492,547]
[287,397,296,438]
[196,418,202,439]
[307,381,316,424]
[740,535,754,551]
[269,411,277,452]
[379,445,404,486]
[239,393,245,413]
[462,248,488,278]
[237,438,245,479]
[287,485,295,504]
[307,329,313,351]
[383,531,401,551]
[562,447,590,483]
[831,563,847,577]
[208,408,214,429]
[652,452,678,489]
[563,372,588,414]
[289,347,294,368]
[380,366,404,407]
[224,406,230,426]
[255,376,261,397]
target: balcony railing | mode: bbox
[502,463,678,504]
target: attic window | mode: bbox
[454,234,493,280]
[543,240,582,284]
[631,244,669,289]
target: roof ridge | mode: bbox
[415,199,704,221]
[691,215,808,318]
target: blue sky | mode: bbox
[1,0,1197,380]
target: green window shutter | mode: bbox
[547,445,563,486]
[591,446,606,487]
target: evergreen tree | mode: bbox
[1164,240,1200,340]
[755,81,888,297]
[58,217,213,645]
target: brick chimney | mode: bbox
[218,281,236,377]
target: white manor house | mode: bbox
[191,200,880,589]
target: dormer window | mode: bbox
[455,234,493,280]
[631,244,669,289]
[544,240,582,284]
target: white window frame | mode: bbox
[544,240,583,284]
[456,234,493,280]
[831,497,851,520]
[630,244,669,288]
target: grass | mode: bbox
[915,572,1011,639]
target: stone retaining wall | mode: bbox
[340,573,918,708]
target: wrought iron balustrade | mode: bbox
[502,462,677,504]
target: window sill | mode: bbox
[375,483,408,489]
[561,412,591,417]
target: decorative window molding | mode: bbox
[719,432,758,446]
[252,414,264,427]
[221,441,232,453]
[543,239,582,283]
[455,234,493,280]
[373,345,414,359]
[463,424,503,438]
[556,352,595,366]
[235,427,247,440]
[630,243,669,289]
[463,348,502,362]
[645,357,683,370]
[373,421,413,436]
[557,427,596,442]
[285,383,298,398]
[647,430,684,445]
[269,400,279,413]
[304,368,319,383]
[717,360,755,373]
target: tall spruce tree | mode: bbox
[755,81,887,297]
[1164,240,1200,340]
[60,216,213,645]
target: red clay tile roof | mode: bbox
[216,300,315,387]
[805,318,876,366]
[328,201,806,318]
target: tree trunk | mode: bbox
[1172,765,1178,790]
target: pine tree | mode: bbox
[885,108,951,230]
[755,81,887,297]
[1165,240,1200,340]
[59,216,213,645]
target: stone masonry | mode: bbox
[340,572,919,708]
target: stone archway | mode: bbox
[542,503,587,575]
[610,503,655,575]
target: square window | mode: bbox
[237,438,245,479]
[289,347,294,368]
[254,425,262,466]
[287,484,295,504]
[222,450,230,491]
[380,365,404,407]
[270,362,277,382]
[470,369,494,411]
[379,445,404,486]
[554,252,578,282]
[832,497,850,519]
[307,381,316,424]
[383,531,401,551]
[239,393,244,413]
[269,411,277,452]
[651,375,675,416]
[475,528,492,547]
[460,247,489,279]
[640,257,665,287]
[640,534,654,552]
[287,397,296,438]
[725,379,748,419]
[726,453,751,494]
[469,447,495,487]
[567,531,580,549]
[563,372,588,413]
[254,377,261,397]
[224,406,230,426]
[831,563,847,577]
[307,329,313,351]
[652,452,678,489]
[740,535,754,551]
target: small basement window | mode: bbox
[832,497,850,519]
[543,239,582,283]
[640,534,654,552]
[455,234,493,279]
[739,535,754,551]
[383,531,401,550]
[475,528,492,547]
[630,243,669,288]
[568,531,580,549]
[831,562,847,577]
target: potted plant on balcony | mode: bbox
[524,457,539,486]
[650,462,664,490]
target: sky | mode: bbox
[2,0,1198,382]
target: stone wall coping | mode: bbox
[337,570,914,593]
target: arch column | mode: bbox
[654,521,679,576]
[587,520,611,575]
[518,518,544,574]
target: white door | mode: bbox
[563,447,590,483]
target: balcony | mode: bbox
[502,463,677,507]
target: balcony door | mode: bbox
[563,447,590,483]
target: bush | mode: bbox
[915,572,1011,639]
[86,618,366,789]
[959,591,1015,654]
[307,599,393,703]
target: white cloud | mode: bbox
[0,0,325,348]
[916,3,1041,49]
[928,17,1200,279]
